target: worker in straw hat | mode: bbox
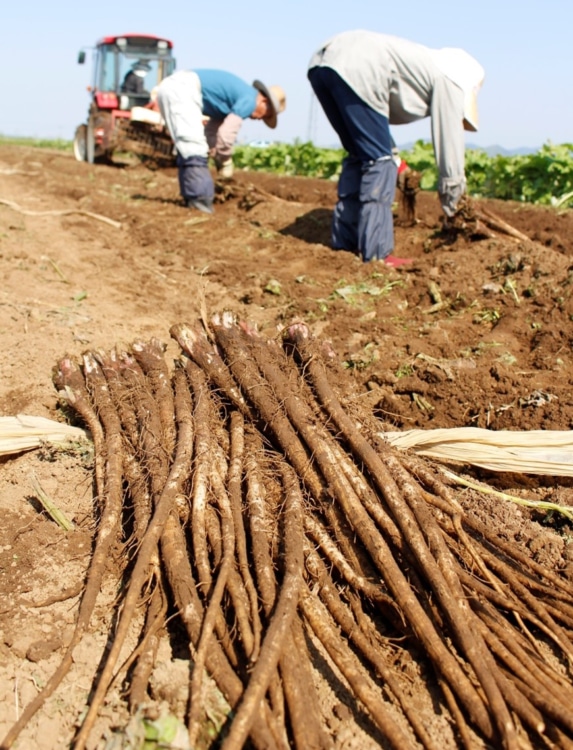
[307,31,485,265]
[155,69,286,213]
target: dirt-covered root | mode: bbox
[4,316,573,750]
[71,356,195,750]
[171,322,253,418]
[131,337,177,463]
[53,357,106,504]
[220,463,304,750]
[439,194,533,244]
[304,544,440,750]
[0,354,127,750]
[281,319,573,746]
[396,167,421,225]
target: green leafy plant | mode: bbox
[403,140,573,205]
[234,140,345,179]
[234,139,573,208]
[395,363,414,379]
[473,308,501,324]
[331,277,404,306]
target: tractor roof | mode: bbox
[97,34,174,49]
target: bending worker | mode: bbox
[156,69,286,213]
[307,30,485,265]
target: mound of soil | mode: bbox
[1,144,573,749]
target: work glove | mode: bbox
[215,158,234,180]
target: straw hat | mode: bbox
[252,80,286,129]
[431,48,485,132]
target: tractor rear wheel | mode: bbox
[73,124,87,162]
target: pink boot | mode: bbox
[384,255,413,268]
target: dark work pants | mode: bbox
[177,154,214,203]
[308,66,397,261]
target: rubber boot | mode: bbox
[186,197,214,214]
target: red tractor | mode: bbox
[74,33,176,165]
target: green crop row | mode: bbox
[404,140,573,208]
[233,141,344,180]
[3,133,571,208]
[234,140,573,208]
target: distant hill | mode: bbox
[397,140,538,157]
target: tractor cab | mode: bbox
[74,34,176,163]
[81,34,176,110]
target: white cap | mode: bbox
[432,48,485,132]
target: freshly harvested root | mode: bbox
[0,355,126,750]
[443,194,532,243]
[305,545,440,750]
[131,338,177,460]
[188,464,235,748]
[171,322,252,418]
[127,581,168,711]
[220,463,304,750]
[208,465,256,662]
[185,360,215,594]
[477,205,532,243]
[53,357,106,504]
[71,357,195,750]
[304,513,395,609]
[5,315,573,750]
[279,619,330,750]
[228,411,262,662]
[94,349,153,546]
[300,586,417,750]
[211,312,326,501]
[396,167,421,225]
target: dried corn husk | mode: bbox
[384,427,573,476]
[0,415,89,457]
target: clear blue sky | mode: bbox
[3,0,572,150]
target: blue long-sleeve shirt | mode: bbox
[194,70,258,121]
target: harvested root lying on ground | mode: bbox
[445,195,532,243]
[0,197,122,229]
[3,317,573,750]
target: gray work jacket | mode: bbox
[308,30,470,215]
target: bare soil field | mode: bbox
[1,143,573,750]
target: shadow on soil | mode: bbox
[280,207,333,245]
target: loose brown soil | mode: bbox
[1,144,573,750]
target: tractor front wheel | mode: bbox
[86,116,97,164]
[86,113,114,164]
[73,124,87,162]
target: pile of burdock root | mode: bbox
[3,314,573,750]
